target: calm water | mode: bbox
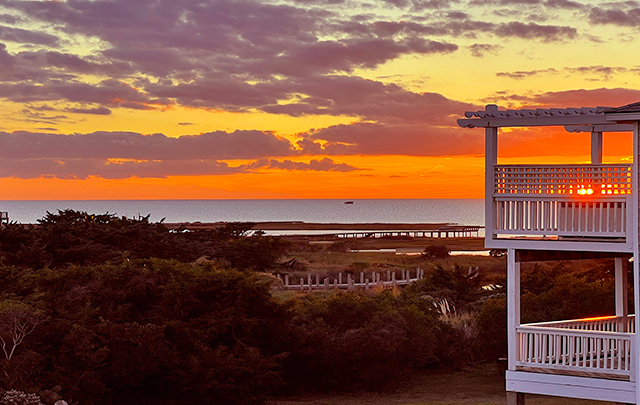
[0,199,484,226]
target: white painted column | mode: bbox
[507,248,521,372]
[615,258,628,317]
[591,131,603,164]
[633,122,640,399]
[485,107,498,245]
[615,258,628,333]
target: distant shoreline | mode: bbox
[164,222,467,231]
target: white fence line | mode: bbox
[495,164,632,196]
[275,268,424,291]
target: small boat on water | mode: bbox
[344,201,354,204]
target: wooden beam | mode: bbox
[486,125,498,245]
[615,257,628,324]
[592,131,603,164]
[506,392,525,405]
[507,248,520,372]
[458,115,611,128]
[632,121,640,404]
[515,250,632,262]
[565,124,634,133]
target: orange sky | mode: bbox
[1,0,640,199]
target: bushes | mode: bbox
[0,259,470,402]
[283,291,444,391]
[0,260,290,405]
[422,245,449,259]
[0,211,289,272]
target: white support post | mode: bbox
[591,131,603,164]
[485,106,498,245]
[633,121,640,397]
[615,257,628,319]
[507,248,521,373]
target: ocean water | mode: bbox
[0,199,485,226]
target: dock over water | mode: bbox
[163,222,483,238]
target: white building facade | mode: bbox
[458,103,640,404]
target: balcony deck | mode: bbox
[516,315,635,381]
[488,164,633,251]
[509,315,638,403]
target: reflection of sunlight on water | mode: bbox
[450,250,491,257]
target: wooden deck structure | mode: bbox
[458,102,640,404]
[325,225,483,239]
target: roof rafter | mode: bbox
[457,104,632,129]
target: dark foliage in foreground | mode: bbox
[0,260,289,405]
[0,259,468,405]
[0,211,627,404]
[0,210,288,270]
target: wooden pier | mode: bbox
[330,226,483,239]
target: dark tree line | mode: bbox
[0,210,287,270]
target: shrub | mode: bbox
[282,291,444,392]
[422,245,449,259]
[0,390,43,405]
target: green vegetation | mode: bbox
[0,211,625,404]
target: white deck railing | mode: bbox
[495,164,632,196]
[494,198,628,236]
[516,316,635,381]
[492,164,632,239]
[527,315,635,333]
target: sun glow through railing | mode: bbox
[492,164,632,238]
[495,165,632,196]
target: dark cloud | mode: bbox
[544,0,585,9]
[494,21,578,42]
[45,51,124,76]
[496,66,633,80]
[256,38,457,77]
[0,14,22,24]
[564,65,631,80]
[0,156,363,179]
[488,87,640,108]
[0,158,241,179]
[247,157,360,172]
[301,122,484,156]
[0,24,59,46]
[0,131,365,178]
[0,0,594,127]
[468,43,502,57]
[261,75,476,124]
[588,6,640,25]
[0,79,169,109]
[501,0,543,5]
[66,106,112,115]
[0,130,297,161]
[0,129,368,178]
[411,0,461,10]
[19,109,69,125]
[496,68,558,78]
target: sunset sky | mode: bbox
[1,0,640,199]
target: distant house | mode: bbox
[458,103,640,404]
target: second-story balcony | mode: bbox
[488,163,633,250]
